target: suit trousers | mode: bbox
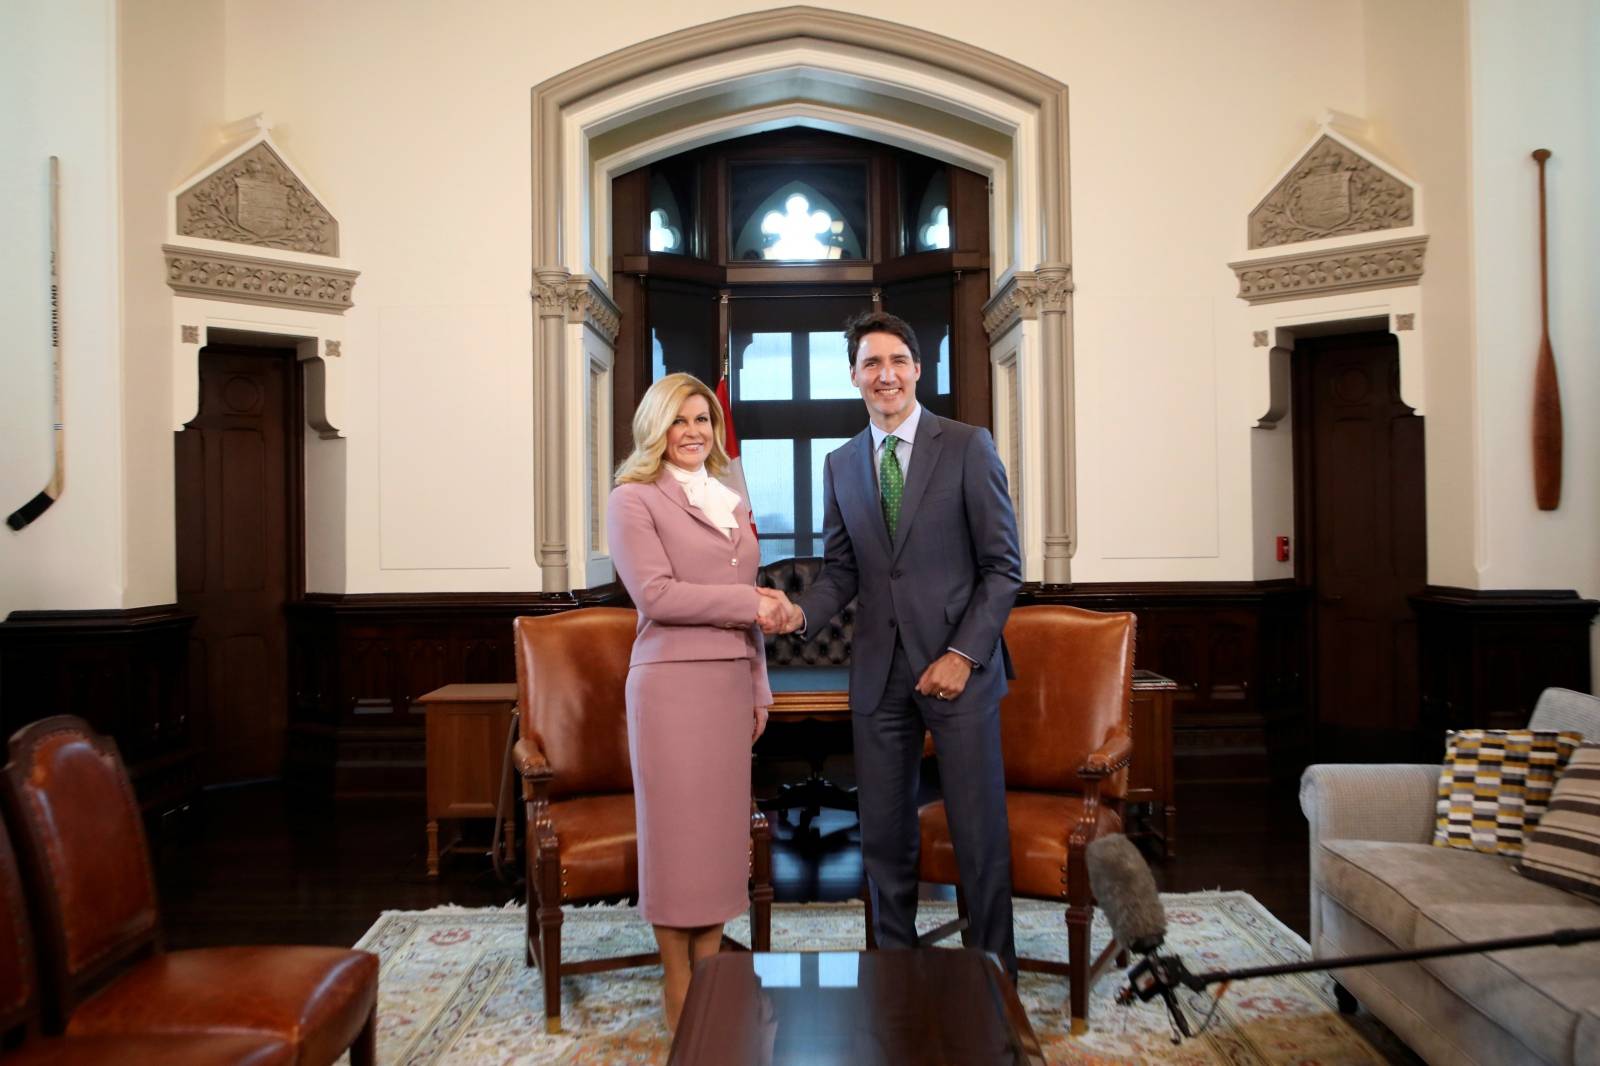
[853,641,1017,976]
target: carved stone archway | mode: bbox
[531,6,1078,590]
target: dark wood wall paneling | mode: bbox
[1018,582,1312,785]
[5,584,1592,804]
[1413,587,1598,756]
[283,588,626,797]
[0,606,197,812]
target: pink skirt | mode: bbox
[626,658,754,927]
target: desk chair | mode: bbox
[512,608,773,1033]
[916,604,1137,1034]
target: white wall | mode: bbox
[1065,2,1367,582]
[1364,0,1476,590]
[221,1,540,593]
[120,0,227,609]
[7,0,1594,622]
[211,0,1373,591]
[1467,0,1600,674]
[0,0,126,613]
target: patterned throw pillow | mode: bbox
[1518,741,1600,899]
[1433,729,1583,857]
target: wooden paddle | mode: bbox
[1531,148,1562,510]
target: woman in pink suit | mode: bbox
[607,372,792,1030]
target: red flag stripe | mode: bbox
[715,375,740,460]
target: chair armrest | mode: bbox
[513,737,552,781]
[1078,734,1134,780]
[1299,763,1440,847]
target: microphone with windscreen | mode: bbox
[1086,833,1193,1037]
[1085,833,1166,954]
[1086,832,1600,1043]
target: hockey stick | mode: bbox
[8,157,64,531]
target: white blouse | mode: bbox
[665,462,742,539]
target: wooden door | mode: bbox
[175,346,298,783]
[1299,332,1426,761]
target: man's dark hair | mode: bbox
[844,310,920,368]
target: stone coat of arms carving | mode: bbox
[1249,136,1412,249]
[176,143,339,255]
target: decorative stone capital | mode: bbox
[1228,236,1427,305]
[982,266,1074,339]
[533,268,574,319]
[1248,134,1413,249]
[565,277,620,342]
[175,141,339,255]
[163,244,359,313]
[531,272,620,342]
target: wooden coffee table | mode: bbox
[668,948,1045,1065]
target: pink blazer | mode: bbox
[607,474,773,707]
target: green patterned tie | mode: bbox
[880,435,904,538]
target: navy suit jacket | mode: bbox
[798,411,1022,713]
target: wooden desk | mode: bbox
[669,948,1045,1065]
[769,665,849,719]
[417,683,518,876]
[764,666,1178,855]
[1129,670,1178,856]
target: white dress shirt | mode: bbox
[869,402,922,490]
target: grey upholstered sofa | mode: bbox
[1300,688,1600,1066]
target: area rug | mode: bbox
[351,894,1393,1065]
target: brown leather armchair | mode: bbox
[0,805,292,1065]
[1,717,377,1066]
[512,608,773,1034]
[917,604,1136,1034]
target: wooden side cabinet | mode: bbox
[418,683,518,876]
[1128,670,1178,856]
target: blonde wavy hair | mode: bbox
[614,372,731,485]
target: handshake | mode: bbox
[754,586,805,635]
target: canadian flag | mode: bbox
[715,374,758,536]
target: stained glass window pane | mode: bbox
[920,206,951,251]
[738,333,793,401]
[914,169,952,252]
[647,164,697,257]
[729,163,867,261]
[807,332,857,400]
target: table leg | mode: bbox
[1163,804,1178,859]
[427,819,440,877]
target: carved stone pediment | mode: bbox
[1248,135,1412,249]
[176,141,339,255]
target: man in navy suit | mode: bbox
[766,310,1021,976]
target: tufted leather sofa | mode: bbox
[756,557,855,665]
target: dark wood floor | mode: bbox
[156,774,1309,951]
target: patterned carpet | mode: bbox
[352,893,1397,1065]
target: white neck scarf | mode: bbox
[665,462,741,539]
